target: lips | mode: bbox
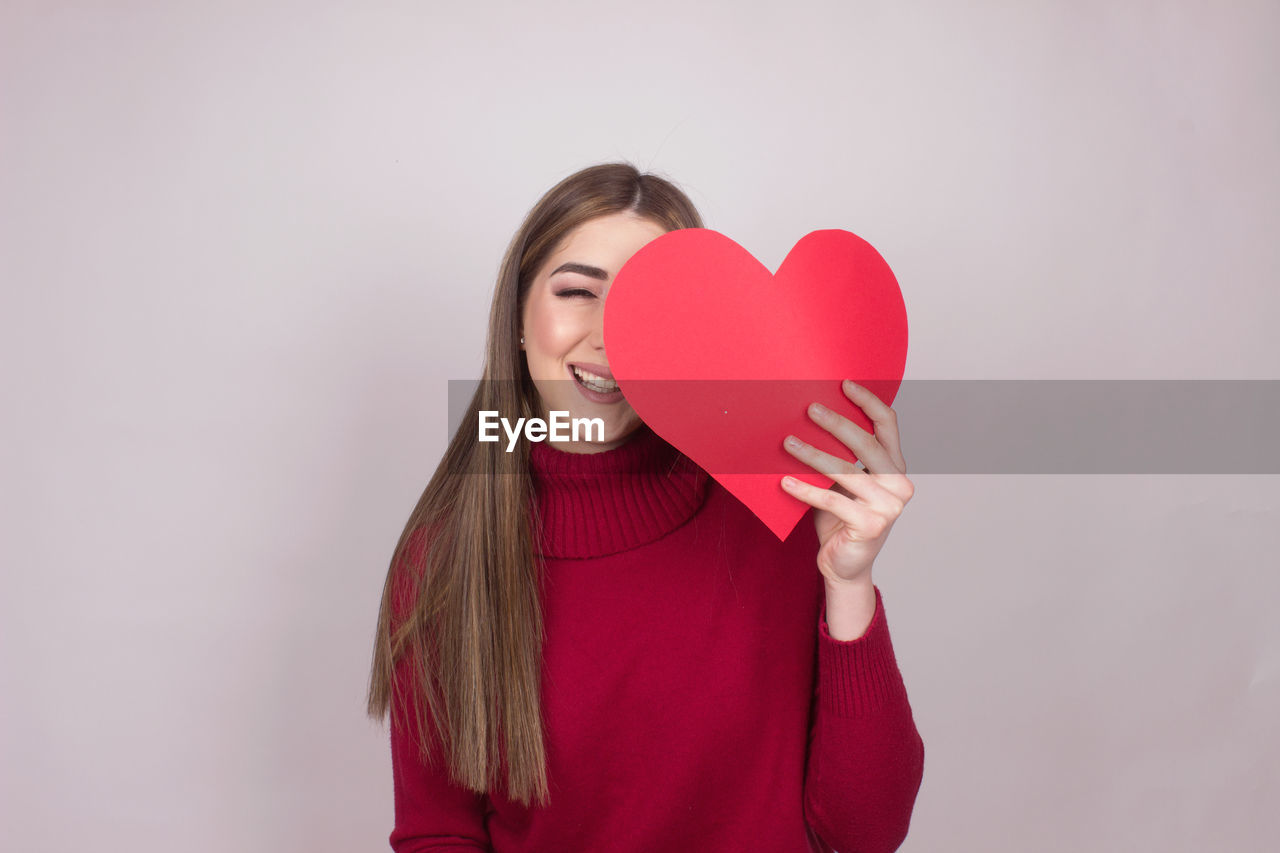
[567,362,624,401]
[568,362,615,382]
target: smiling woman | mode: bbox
[519,211,667,452]
[366,163,925,853]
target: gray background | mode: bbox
[3,1,1277,851]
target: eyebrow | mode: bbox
[549,262,609,281]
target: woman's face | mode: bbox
[520,212,668,453]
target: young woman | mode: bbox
[367,163,925,853]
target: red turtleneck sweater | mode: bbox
[386,425,924,852]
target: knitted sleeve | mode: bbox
[803,585,925,853]
[385,526,492,852]
[388,655,492,852]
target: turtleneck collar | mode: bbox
[528,423,710,559]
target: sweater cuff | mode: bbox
[817,585,908,718]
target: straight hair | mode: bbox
[366,162,704,806]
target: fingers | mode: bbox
[795,381,914,505]
[780,471,876,531]
[839,380,908,474]
[783,434,906,516]
[804,401,894,474]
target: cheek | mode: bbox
[526,300,579,355]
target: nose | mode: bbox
[589,305,607,352]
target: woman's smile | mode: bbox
[568,362,624,403]
[519,211,668,451]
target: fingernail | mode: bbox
[785,435,802,449]
[809,402,827,416]
[844,379,860,392]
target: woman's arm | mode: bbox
[780,381,925,850]
[383,527,492,852]
[388,655,493,852]
[822,575,879,641]
[803,584,924,853]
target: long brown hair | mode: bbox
[366,162,704,807]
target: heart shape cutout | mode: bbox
[605,229,908,540]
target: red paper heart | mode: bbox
[604,229,908,540]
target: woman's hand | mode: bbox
[780,380,914,588]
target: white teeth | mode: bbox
[573,366,618,392]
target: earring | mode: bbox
[520,336,525,345]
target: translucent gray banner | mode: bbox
[445,380,1280,474]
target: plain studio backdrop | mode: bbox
[2,1,1277,851]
